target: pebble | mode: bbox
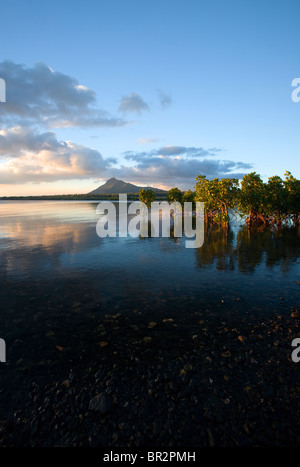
[89,393,112,414]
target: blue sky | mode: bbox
[0,0,299,195]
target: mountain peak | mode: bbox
[88,178,166,195]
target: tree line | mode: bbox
[139,171,300,227]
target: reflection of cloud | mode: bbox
[0,202,103,276]
[118,92,149,114]
[2,222,87,249]
[0,60,127,128]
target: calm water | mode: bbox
[0,200,300,400]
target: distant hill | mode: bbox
[88,177,167,195]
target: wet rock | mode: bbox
[89,393,112,414]
[207,428,215,447]
[148,322,156,328]
[143,337,152,344]
[291,308,300,319]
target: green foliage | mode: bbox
[194,175,239,223]
[167,187,183,204]
[139,188,155,208]
[213,212,230,224]
[238,172,266,224]
[284,171,300,222]
[238,171,300,226]
[182,189,196,210]
[193,171,299,227]
[265,175,286,222]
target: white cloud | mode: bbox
[0,127,111,184]
[0,60,128,128]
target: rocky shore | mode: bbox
[1,304,300,447]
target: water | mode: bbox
[0,200,299,409]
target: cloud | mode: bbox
[0,127,113,184]
[158,90,172,109]
[136,137,160,144]
[107,146,252,189]
[0,60,128,128]
[108,158,252,189]
[0,129,252,188]
[124,145,223,161]
[118,92,149,114]
[0,60,252,189]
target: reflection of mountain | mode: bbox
[89,177,167,195]
[195,225,300,274]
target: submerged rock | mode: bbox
[89,392,112,414]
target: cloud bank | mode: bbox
[0,128,251,187]
[0,61,127,128]
[0,61,252,190]
[0,127,111,184]
[109,148,252,189]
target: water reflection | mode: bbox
[236,226,300,273]
[0,200,299,281]
[195,226,235,271]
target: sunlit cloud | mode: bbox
[0,127,112,184]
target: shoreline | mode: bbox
[1,304,300,447]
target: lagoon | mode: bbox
[0,200,300,446]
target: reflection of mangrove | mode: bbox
[236,225,300,273]
[195,225,300,273]
[195,225,235,270]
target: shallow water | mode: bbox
[0,200,299,405]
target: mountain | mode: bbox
[88,177,167,195]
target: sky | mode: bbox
[0,0,299,195]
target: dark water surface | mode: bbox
[0,200,300,430]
